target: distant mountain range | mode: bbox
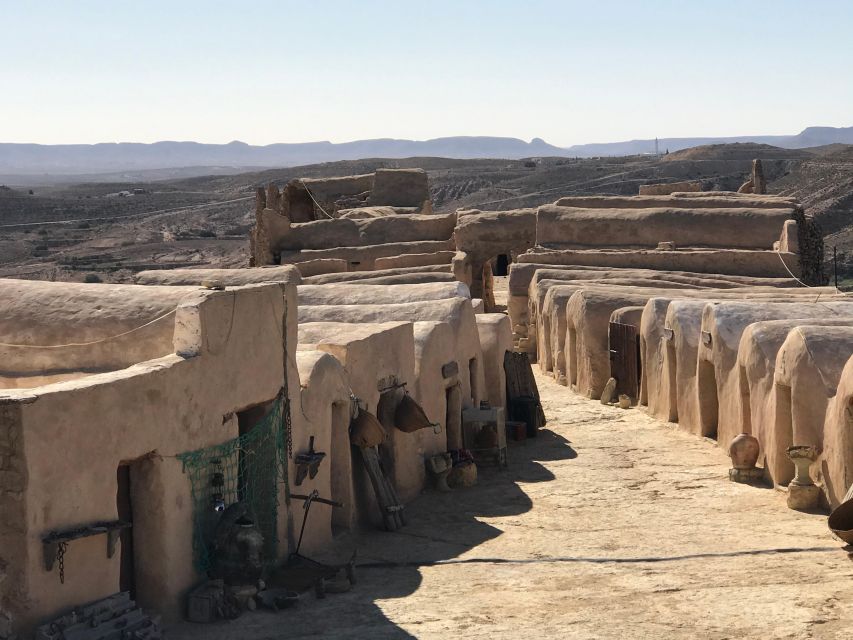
[564,126,853,157]
[1,127,851,180]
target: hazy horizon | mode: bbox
[3,0,852,147]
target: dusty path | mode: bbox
[172,371,853,639]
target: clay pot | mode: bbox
[350,409,387,448]
[728,433,760,469]
[828,499,853,544]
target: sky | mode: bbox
[2,0,852,147]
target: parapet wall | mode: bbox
[0,280,204,384]
[536,205,794,250]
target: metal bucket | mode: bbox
[394,393,433,433]
[350,408,387,448]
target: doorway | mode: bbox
[329,401,354,534]
[446,383,463,450]
[116,464,135,597]
[493,254,510,277]
[697,360,719,439]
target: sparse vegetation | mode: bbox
[1,146,852,284]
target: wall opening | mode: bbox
[639,335,648,406]
[666,339,678,422]
[468,357,479,405]
[446,383,463,450]
[568,328,578,387]
[116,463,135,597]
[774,383,795,486]
[287,185,316,222]
[493,253,510,277]
[330,401,354,534]
[236,399,278,558]
[697,360,719,439]
[739,366,752,434]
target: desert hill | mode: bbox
[1,144,851,287]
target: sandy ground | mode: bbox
[171,367,853,639]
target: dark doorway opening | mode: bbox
[697,360,719,439]
[288,186,316,222]
[116,464,135,597]
[446,383,463,450]
[493,254,510,277]
[236,400,278,559]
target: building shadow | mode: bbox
[168,426,578,639]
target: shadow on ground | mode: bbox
[169,429,577,639]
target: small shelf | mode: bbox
[43,520,132,571]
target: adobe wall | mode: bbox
[517,265,797,357]
[538,279,705,377]
[638,181,702,195]
[0,280,204,387]
[135,265,302,286]
[737,321,853,493]
[823,355,853,507]
[297,282,469,309]
[412,321,458,460]
[563,287,687,398]
[553,194,798,209]
[369,169,430,208]
[296,322,422,516]
[278,239,456,271]
[475,314,513,410]
[536,278,765,374]
[302,264,451,285]
[515,249,799,281]
[293,350,351,553]
[453,208,537,301]
[773,327,853,495]
[536,205,793,250]
[297,298,485,423]
[697,301,853,448]
[269,212,456,253]
[639,288,842,422]
[0,284,286,634]
[293,259,348,277]
[0,403,26,637]
[374,251,457,270]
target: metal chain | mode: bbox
[285,398,293,460]
[57,542,68,584]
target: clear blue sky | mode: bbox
[2,0,851,146]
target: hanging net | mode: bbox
[177,390,292,574]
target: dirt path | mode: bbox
[171,371,853,639]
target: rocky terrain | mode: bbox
[1,143,852,287]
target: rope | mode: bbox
[0,308,177,349]
[300,180,335,219]
[774,249,851,298]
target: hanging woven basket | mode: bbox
[350,408,387,448]
[394,393,433,433]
